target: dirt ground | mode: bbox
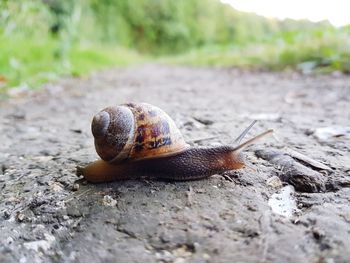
[0,65,349,263]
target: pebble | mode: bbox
[6,236,14,245]
[66,206,83,217]
[16,213,26,222]
[72,183,80,191]
[266,176,283,188]
[6,196,21,204]
[63,215,70,220]
[102,195,117,207]
[268,186,298,218]
[172,245,193,257]
[50,182,64,192]
[155,250,173,262]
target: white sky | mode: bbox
[221,0,350,26]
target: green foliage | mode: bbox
[87,0,296,53]
[0,34,143,92]
[163,26,350,73]
[0,0,349,92]
[0,0,144,91]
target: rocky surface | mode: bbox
[0,65,349,263]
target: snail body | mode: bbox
[79,103,272,183]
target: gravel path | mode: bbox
[0,65,349,263]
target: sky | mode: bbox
[221,0,350,27]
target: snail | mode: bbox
[77,103,273,183]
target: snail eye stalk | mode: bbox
[232,120,258,145]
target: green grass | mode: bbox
[2,0,349,95]
[0,36,145,93]
[1,27,349,95]
[161,28,350,73]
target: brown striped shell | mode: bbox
[91,103,189,163]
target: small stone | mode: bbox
[6,196,20,204]
[66,206,82,217]
[72,183,80,191]
[172,245,193,257]
[155,250,173,261]
[266,176,283,188]
[102,195,117,207]
[6,236,14,245]
[16,213,26,222]
[50,182,64,192]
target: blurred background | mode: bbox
[1,0,350,92]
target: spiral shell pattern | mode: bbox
[91,103,189,163]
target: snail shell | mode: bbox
[91,103,189,163]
